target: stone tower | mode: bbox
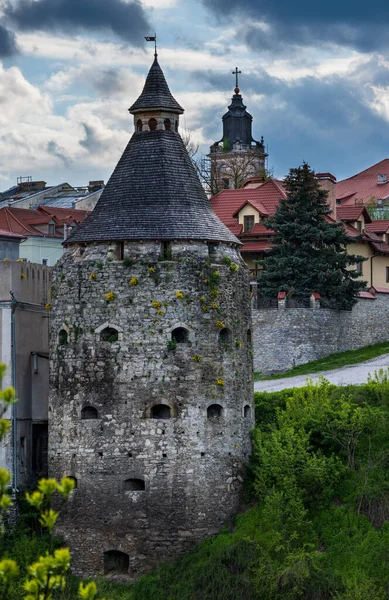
[209,68,267,192]
[48,55,253,580]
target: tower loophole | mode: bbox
[123,478,145,491]
[81,406,98,420]
[151,404,171,419]
[172,327,189,344]
[207,404,223,419]
[103,550,129,575]
[244,405,251,418]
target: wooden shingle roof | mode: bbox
[129,57,183,114]
[68,130,239,244]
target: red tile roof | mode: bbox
[211,179,286,226]
[240,240,272,253]
[336,206,371,223]
[0,206,90,238]
[366,220,389,234]
[337,159,389,205]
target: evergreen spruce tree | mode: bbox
[258,163,366,309]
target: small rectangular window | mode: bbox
[42,258,48,266]
[356,262,362,275]
[244,215,255,233]
[20,437,25,466]
[116,242,124,260]
[222,178,229,189]
[386,267,389,283]
[48,224,55,235]
[161,241,172,260]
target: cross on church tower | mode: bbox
[232,67,241,94]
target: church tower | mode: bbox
[48,54,253,580]
[209,68,267,192]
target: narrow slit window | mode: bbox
[58,329,68,346]
[244,405,251,418]
[148,118,157,131]
[219,328,232,345]
[164,118,171,131]
[136,119,143,132]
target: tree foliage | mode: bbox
[258,163,366,309]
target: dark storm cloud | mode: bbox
[0,23,18,57]
[190,57,389,179]
[4,0,149,45]
[203,0,389,52]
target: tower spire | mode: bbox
[232,66,241,94]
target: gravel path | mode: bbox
[254,353,389,393]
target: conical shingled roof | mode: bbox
[129,57,184,114]
[67,131,239,244]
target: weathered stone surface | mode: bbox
[252,293,389,374]
[49,240,253,579]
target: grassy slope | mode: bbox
[254,340,389,381]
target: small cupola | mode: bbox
[129,55,184,133]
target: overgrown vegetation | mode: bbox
[5,374,389,598]
[254,340,389,380]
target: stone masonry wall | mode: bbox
[48,240,253,580]
[252,293,389,374]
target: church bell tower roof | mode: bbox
[67,57,239,246]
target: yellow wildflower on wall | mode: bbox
[129,277,139,286]
[45,303,51,310]
[176,291,184,299]
[151,300,161,309]
[105,292,116,302]
[216,378,224,386]
[89,273,96,280]
[216,321,225,329]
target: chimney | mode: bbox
[377,174,387,184]
[315,173,337,218]
[88,180,105,193]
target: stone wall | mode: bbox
[252,293,389,374]
[49,240,253,580]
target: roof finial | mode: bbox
[232,67,241,94]
[145,33,157,58]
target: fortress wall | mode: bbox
[252,293,389,374]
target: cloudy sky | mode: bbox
[0,0,388,190]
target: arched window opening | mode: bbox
[247,329,252,345]
[58,329,68,346]
[136,119,143,132]
[244,405,251,418]
[172,327,189,344]
[104,550,129,575]
[81,406,98,420]
[174,120,178,132]
[207,404,223,419]
[66,476,78,489]
[151,404,171,419]
[219,328,232,345]
[148,118,157,131]
[123,478,145,491]
[164,118,171,131]
[100,327,119,343]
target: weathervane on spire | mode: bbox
[232,67,241,94]
[145,33,157,57]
